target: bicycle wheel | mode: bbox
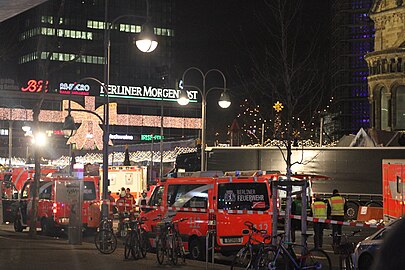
[254,246,278,270]
[340,255,354,270]
[176,234,186,263]
[139,229,148,258]
[170,235,178,265]
[95,229,117,254]
[267,249,289,270]
[124,233,133,259]
[303,248,332,270]
[156,237,165,264]
[231,246,253,270]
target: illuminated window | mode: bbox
[41,16,53,24]
[20,51,104,64]
[381,87,390,131]
[20,27,92,40]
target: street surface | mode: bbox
[0,223,378,270]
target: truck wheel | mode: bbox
[14,216,24,232]
[189,238,204,261]
[41,219,54,236]
[345,201,359,220]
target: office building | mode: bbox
[0,0,201,160]
[329,0,375,138]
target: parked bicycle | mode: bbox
[154,214,187,265]
[231,221,271,270]
[265,232,331,270]
[332,230,361,270]
[94,216,117,254]
[124,216,149,260]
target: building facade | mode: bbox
[0,0,202,160]
[330,0,375,138]
[365,0,405,132]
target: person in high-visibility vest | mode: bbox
[311,194,328,249]
[328,189,346,245]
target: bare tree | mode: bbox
[239,0,328,241]
[28,0,86,238]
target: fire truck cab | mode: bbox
[13,176,101,235]
[140,170,273,260]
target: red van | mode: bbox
[140,171,273,260]
[13,176,101,235]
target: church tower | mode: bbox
[365,0,405,131]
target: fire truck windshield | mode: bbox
[217,182,270,211]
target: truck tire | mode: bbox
[41,218,55,236]
[189,238,204,261]
[345,201,359,220]
[14,216,24,232]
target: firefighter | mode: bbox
[125,187,136,216]
[328,189,346,245]
[311,194,328,249]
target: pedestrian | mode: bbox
[137,190,148,212]
[328,189,346,246]
[311,194,328,249]
[291,193,302,243]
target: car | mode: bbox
[353,219,401,270]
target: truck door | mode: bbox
[384,162,405,221]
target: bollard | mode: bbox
[206,212,216,270]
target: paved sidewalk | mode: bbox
[0,224,226,270]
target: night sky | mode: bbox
[175,0,330,142]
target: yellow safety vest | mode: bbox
[328,195,345,216]
[312,201,327,219]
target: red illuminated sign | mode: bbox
[21,80,49,93]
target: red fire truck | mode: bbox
[10,166,60,191]
[383,159,405,222]
[13,176,101,235]
[140,171,273,260]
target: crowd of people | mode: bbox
[106,187,148,236]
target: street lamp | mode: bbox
[177,67,231,171]
[63,3,157,219]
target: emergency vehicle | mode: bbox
[383,159,405,222]
[100,166,147,200]
[140,171,273,260]
[10,166,59,191]
[13,176,101,235]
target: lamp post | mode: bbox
[63,4,157,219]
[178,67,231,171]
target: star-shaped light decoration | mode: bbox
[62,96,117,150]
[273,101,284,113]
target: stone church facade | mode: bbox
[365,0,405,131]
